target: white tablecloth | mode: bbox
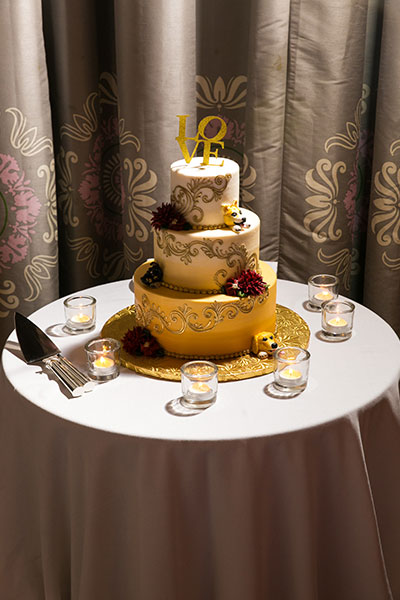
[1,276,400,599]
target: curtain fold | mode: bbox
[0,0,398,347]
[0,0,58,340]
[364,0,400,332]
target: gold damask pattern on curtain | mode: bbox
[55,72,156,283]
[0,0,398,348]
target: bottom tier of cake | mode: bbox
[133,260,277,358]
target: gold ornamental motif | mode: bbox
[101,304,310,382]
[196,75,247,112]
[304,158,346,243]
[171,174,231,223]
[155,231,258,281]
[371,162,400,248]
[135,292,266,335]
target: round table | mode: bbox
[1,277,399,600]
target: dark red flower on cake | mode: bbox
[223,277,241,296]
[223,270,268,297]
[122,326,164,358]
[140,336,164,357]
[121,326,147,354]
[237,270,267,296]
[151,202,189,231]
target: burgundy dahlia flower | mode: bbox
[223,278,241,296]
[122,327,164,357]
[236,270,267,297]
[223,270,268,297]
[151,203,189,231]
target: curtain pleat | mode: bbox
[0,0,58,341]
[364,0,400,334]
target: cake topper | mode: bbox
[176,114,227,165]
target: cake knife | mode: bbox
[14,312,96,397]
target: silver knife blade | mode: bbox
[14,312,96,395]
[15,312,59,363]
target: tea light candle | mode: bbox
[64,295,96,332]
[273,346,310,393]
[308,274,339,309]
[181,360,218,409]
[322,300,355,339]
[85,338,120,381]
[327,316,348,328]
[280,367,302,381]
[190,382,212,395]
[93,355,115,372]
[314,290,334,302]
[71,313,91,324]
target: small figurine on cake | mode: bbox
[222,201,248,232]
[251,332,279,358]
[140,261,163,288]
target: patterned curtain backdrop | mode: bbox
[0,0,398,348]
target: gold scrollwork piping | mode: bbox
[155,230,257,272]
[171,174,231,223]
[135,292,266,335]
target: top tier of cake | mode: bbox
[170,157,240,227]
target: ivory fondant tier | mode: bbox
[170,157,240,227]
[154,208,260,293]
[133,260,277,358]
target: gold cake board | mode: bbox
[101,304,310,382]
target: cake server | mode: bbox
[14,312,96,397]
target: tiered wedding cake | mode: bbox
[133,155,277,359]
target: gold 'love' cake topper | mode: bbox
[176,114,226,165]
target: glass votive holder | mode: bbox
[308,274,339,309]
[64,295,96,332]
[321,300,355,340]
[273,346,310,393]
[84,338,121,381]
[180,360,218,409]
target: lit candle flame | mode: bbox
[71,313,91,323]
[280,367,302,380]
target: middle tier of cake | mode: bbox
[153,208,259,293]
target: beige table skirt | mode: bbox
[1,369,399,600]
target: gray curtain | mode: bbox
[0,0,398,347]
